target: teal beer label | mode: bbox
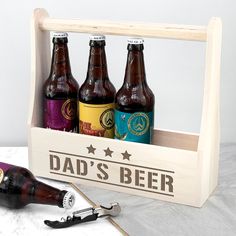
[115,110,154,144]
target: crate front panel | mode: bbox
[30,127,200,206]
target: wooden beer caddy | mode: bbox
[28,8,222,207]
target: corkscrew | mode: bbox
[44,202,121,229]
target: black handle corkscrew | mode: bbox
[44,202,121,229]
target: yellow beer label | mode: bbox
[0,168,4,184]
[79,102,114,138]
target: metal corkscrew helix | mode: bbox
[44,202,121,229]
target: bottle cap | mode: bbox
[62,191,75,209]
[127,38,144,44]
[89,35,106,41]
[52,32,68,38]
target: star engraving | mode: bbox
[87,144,96,154]
[121,150,131,161]
[104,147,113,157]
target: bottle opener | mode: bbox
[44,202,121,229]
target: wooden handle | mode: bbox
[39,16,207,41]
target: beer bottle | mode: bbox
[43,32,79,132]
[0,162,75,209]
[79,35,116,138]
[115,38,155,144]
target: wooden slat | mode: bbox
[197,17,222,203]
[39,17,207,41]
[28,8,50,127]
[28,8,51,169]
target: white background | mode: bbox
[0,0,235,146]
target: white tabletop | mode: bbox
[0,147,122,236]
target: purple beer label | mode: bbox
[0,162,12,172]
[0,162,13,183]
[44,99,78,132]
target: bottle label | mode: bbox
[79,102,114,138]
[115,110,154,144]
[44,99,78,132]
[0,162,12,184]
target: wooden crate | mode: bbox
[28,8,222,207]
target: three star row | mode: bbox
[86,144,131,160]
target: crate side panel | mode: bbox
[30,127,200,206]
[198,18,222,203]
[153,129,199,152]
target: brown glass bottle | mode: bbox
[115,38,155,144]
[0,162,75,209]
[79,35,116,138]
[43,32,79,132]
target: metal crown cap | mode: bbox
[127,38,144,44]
[89,35,106,41]
[63,191,75,209]
[53,32,68,38]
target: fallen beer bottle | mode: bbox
[0,162,75,209]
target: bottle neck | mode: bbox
[50,41,72,78]
[86,43,108,81]
[29,180,65,208]
[124,45,146,86]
